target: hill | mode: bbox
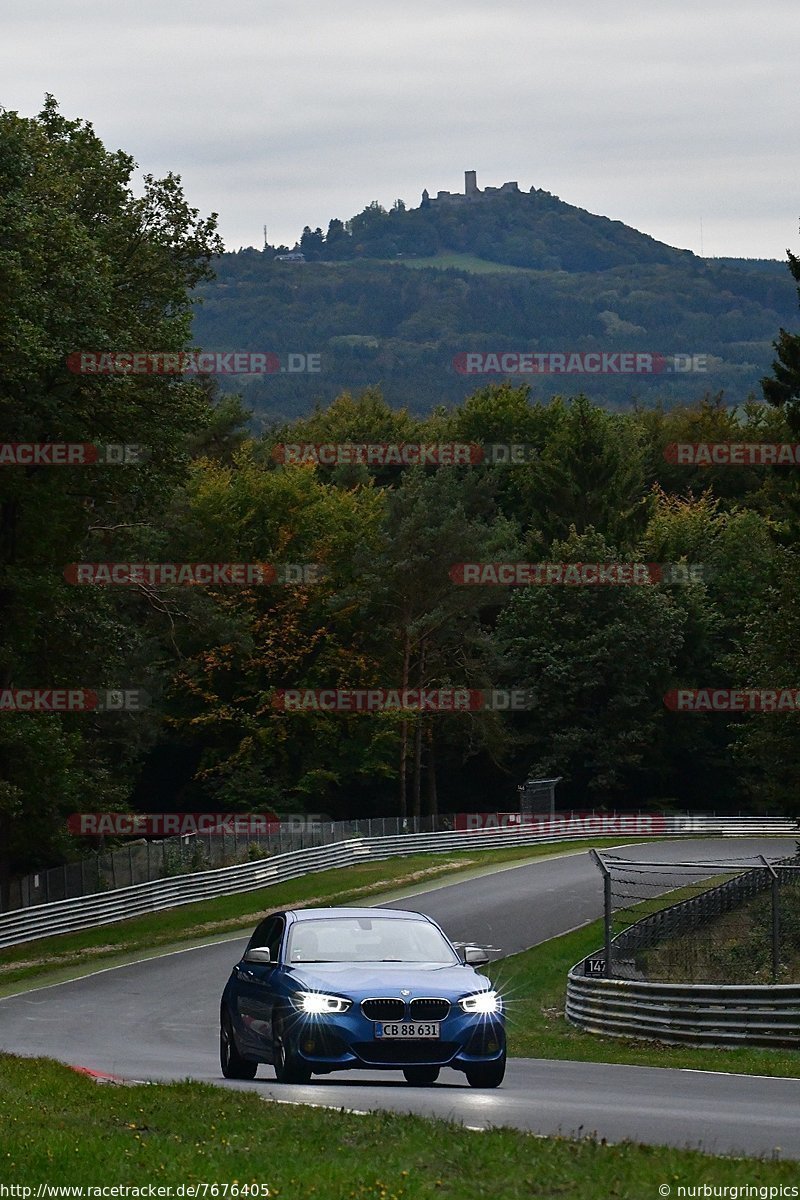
[291,175,697,273]
[191,180,798,423]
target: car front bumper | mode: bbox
[283,1006,506,1072]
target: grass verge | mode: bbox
[640,883,800,983]
[0,840,651,994]
[493,919,800,1077]
[350,251,537,273]
[0,1054,795,1197]
[389,251,536,274]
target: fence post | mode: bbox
[590,849,613,979]
[759,856,780,983]
[772,875,781,983]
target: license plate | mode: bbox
[375,1022,440,1039]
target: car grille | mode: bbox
[409,998,450,1021]
[353,1041,459,1065]
[361,998,405,1022]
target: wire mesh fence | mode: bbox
[2,814,464,913]
[590,846,800,983]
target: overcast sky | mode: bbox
[2,0,798,259]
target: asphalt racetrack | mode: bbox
[2,837,799,1159]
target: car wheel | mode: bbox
[464,1053,506,1089]
[220,1009,257,1080]
[273,1017,312,1084]
[402,1066,440,1085]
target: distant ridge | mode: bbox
[283,169,696,273]
[195,176,796,422]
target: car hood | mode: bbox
[285,961,491,998]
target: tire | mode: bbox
[273,1017,312,1084]
[464,1053,506,1089]
[402,1066,440,1086]
[220,1010,258,1080]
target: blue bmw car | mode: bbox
[220,906,505,1087]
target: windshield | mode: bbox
[286,916,459,964]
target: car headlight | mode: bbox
[294,991,352,1014]
[458,990,502,1015]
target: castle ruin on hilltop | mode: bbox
[421,170,522,206]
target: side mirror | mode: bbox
[244,947,272,964]
[463,946,490,966]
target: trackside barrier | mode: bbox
[566,972,800,1048]
[567,848,800,1047]
[1,814,796,950]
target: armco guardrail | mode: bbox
[566,971,800,1048]
[1,813,797,950]
[7,810,796,914]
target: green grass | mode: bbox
[380,251,537,274]
[640,884,800,984]
[493,919,800,1078]
[0,840,652,995]
[0,1055,795,1196]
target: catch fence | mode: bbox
[1,812,795,950]
[589,847,800,983]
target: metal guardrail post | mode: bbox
[590,849,613,979]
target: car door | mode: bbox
[235,915,285,1056]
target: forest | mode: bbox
[2,100,800,892]
[194,242,797,419]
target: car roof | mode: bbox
[285,907,432,922]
